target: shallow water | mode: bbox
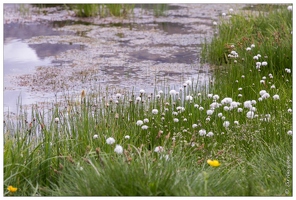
[3,3,246,114]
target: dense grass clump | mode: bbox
[201,4,292,75]
[4,4,292,196]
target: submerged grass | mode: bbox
[4,4,292,196]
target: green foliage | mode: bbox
[201,4,292,74]
[4,4,292,197]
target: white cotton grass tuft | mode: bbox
[141,125,148,130]
[124,135,130,139]
[207,131,214,137]
[223,121,230,128]
[93,134,98,139]
[273,94,280,100]
[106,137,115,145]
[114,145,123,154]
[287,130,292,135]
[136,120,143,126]
[154,146,164,153]
[152,109,159,114]
[207,109,214,116]
[199,129,206,136]
[246,111,255,119]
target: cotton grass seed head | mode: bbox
[152,109,159,114]
[106,137,115,145]
[141,125,148,130]
[287,130,292,135]
[93,134,98,139]
[199,129,206,136]
[273,94,280,100]
[114,145,123,154]
[136,120,143,126]
[154,146,164,153]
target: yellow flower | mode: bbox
[7,185,18,193]
[207,159,221,167]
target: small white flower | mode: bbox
[261,93,270,99]
[288,108,292,113]
[285,68,291,73]
[244,100,252,109]
[260,80,265,84]
[106,137,115,145]
[238,88,242,91]
[176,106,185,112]
[207,131,214,137]
[251,44,255,48]
[288,5,292,11]
[210,102,220,109]
[222,12,226,16]
[223,121,230,128]
[208,94,213,98]
[246,111,255,119]
[172,111,178,116]
[194,104,199,108]
[229,8,233,12]
[259,90,267,96]
[224,106,230,111]
[154,146,164,153]
[206,117,211,121]
[173,118,179,122]
[152,109,159,114]
[213,21,217,26]
[253,56,259,60]
[221,116,226,120]
[199,107,204,111]
[93,134,98,139]
[114,145,123,154]
[257,54,261,58]
[258,97,263,102]
[262,61,268,66]
[139,89,145,94]
[237,108,243,112]
[185,80,192,85]
[186,95,193,101]
[218,113,223,117]
[54,117,59,123]
[213,94,220,100]
[221,97,232,105]
[250,107,256,112]
[251,100,256,105]
[199,129,206,136]
[287,130,292,135]
[141,125,148,130]
[241,75,245,78]
[136,120,143,126]
[158,90,163,94]
[246,47,251,51]
[271,85,276,89]
[169,89,177,95]
[207,110,214,115]
[143,118,149,123]
[116,93,122,98]
[238,94,243,97]
[192,124,198,128]
[136,96,141,101]
[183,118,187,122]
[234,121,239,125]
[273,94,280,100]
[262,76,266,80]
[124,135,130,139]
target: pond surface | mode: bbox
[3,3,246,114]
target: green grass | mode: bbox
[4,4,292,196]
